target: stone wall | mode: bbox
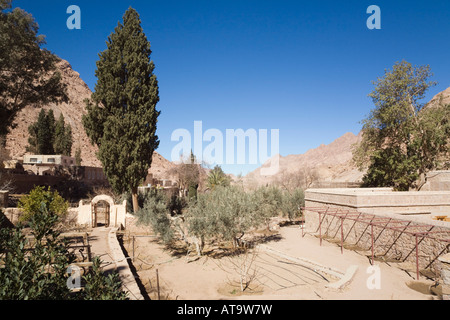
[439,253,450,300]
[304,188,450,276]
[305,188,450,217]
[421,170,450,192]
[76,195,127,229]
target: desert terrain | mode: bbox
[121,216,439,300]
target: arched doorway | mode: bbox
[91,195,115,228]
[93,200,110,227]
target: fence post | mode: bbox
[156,269,161,300]
[132,236,135,262]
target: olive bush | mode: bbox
[186,186,262,251]
[280,188,305,221]
[134,189,174,244]
[133,185,305,256]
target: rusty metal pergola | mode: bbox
[301,207,450,280]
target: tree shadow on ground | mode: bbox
[164,231,284,260]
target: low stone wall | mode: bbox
[305,188,450,217]
[304,188,450,276]
[76,195,127,229]
[108,228,145,300]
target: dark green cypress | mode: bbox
[83,7,160,212]
[54,113,72,156]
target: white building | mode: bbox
[23,155,75,167]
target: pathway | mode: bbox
[87,226,146,300]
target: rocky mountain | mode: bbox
[242,85,450,189]
[242,132,364,189]
[6,57,449,190]
[4,58,177,179]
[6,59,100,167]
[427,87,450,108]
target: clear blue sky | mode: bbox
[13,0,450,175]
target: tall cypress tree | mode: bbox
[83,7,160,212]
[27,109,55,155]
[54,113,72,156]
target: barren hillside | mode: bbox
[6,57,449,189]
[5,59,99,167]
[243,85,450,189]
[243,132,364,189]
[4,58,177,179]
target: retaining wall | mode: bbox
[304,188,450,276]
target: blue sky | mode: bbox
[13,0,450,175]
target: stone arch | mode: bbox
[91,195,115,207]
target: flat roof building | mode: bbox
[23,155,75,167]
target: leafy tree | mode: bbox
[27,109,54,154]
[252,185,282,229]
[353,61,450,190]
[17,186,69,223]
[0,0,67,138]
[38,109,55,155]
[26,114,39,154]
[0,205,128,300]
[83,7,160,212]
[280,188,304,221]
[135,189,174,244]
[251,186,304,226]
[186,186,261,252]
[27,110,73,156]
[207,165,231,190]
[186,151,200,200]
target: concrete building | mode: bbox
[23,155,76,166]
[22,155,76,176]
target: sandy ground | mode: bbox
[121,216,440,300]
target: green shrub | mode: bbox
[135,189,174,244]
[168,193,187,216]
[280,188,305,221]
[251,186,283,228]
[186,186,261,250]
[82,257,128,300]
[0,207,127,300]
[18,186,69,223]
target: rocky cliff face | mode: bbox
[5,59,100,167]
[426,87,450,110]
[242,131,365,189]
[5,58,178,181]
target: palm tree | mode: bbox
[207,165,230,190]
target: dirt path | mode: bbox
[122,216,439,300]
[87,227,117,273]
